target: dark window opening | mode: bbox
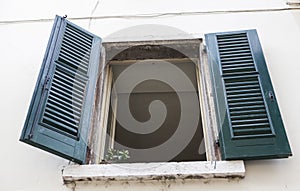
[105,44,206,163]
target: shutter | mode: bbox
[205,29,292,160]
[19,16,101,164]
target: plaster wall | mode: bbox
[0,1,299,190]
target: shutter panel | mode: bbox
[19,16,101,164]
[205,29,292,160]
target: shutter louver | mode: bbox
[217,33,273,138]
[20,16,101,164]
[41,23,93,139]
[226,76,272,137]
[205,30,292,160]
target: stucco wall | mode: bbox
[0,0,299,190]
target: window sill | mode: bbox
[287,0,300,5]
[62,160,245,183]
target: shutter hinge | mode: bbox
[215,139,220,147]
[43,77,50,91]
[201,44,207,53]
[27,133,33,140]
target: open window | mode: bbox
[20,16,292,166]
[101,43,206,163]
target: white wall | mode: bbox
[0,0,299,190]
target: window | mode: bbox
[99,42,206,163]
[20,16,292,167]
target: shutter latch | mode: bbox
[268,91,275,102]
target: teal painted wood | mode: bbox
[205,29,292,160]
[19,16,102,164]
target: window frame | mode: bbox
[86,38,222,164]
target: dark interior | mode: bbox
[106,44,206,162]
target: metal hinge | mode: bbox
[215,139,220,147]
[43,77,51,91]
[27,133,33,140]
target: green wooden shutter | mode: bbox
[19,16,101,164]
[205,29,292,160]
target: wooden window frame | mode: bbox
[87,38,222,164]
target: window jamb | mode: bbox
[98,66,113,162]
[198,43,221,161]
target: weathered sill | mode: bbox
[62,160,245,183]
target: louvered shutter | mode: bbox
[205,29,292,160]
[20,16,101,164]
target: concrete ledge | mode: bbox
[62,160,245,183]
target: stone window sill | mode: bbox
[62,160,245,183]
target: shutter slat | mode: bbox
[222,66,255,72]
[227,93,262,99]
[218,43,250,49]
[217,35,248,39]
[231,113,267,119]
[226,88,261,94]
[229,105,265,111]
[232,118,269,125]
[222,63,254,68]
[230,109,266,115]
[220,59,254,65]
[233,128,272,136]
[220,52,251,57]
[225,79,257,86]
[220,56,253,61]
[226,84,260,91]
[228,97,263,103]
[228,101,264,107]
[217,39,249,45]
[216,46,250,52]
